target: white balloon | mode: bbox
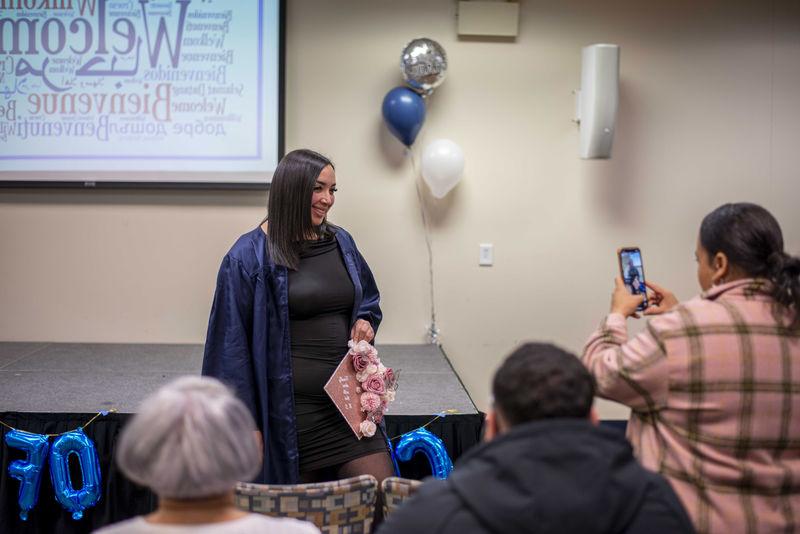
[421,139,465,199]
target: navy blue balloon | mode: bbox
[382,86,426,146]
[5,430,50,521]
[394,428,453,479]
[49,428,102,520]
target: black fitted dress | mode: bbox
[288,235,387,472]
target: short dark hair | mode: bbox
[492,343,595,426]
[700,202,799,330]
[267,149,334,269]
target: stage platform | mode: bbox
[0,342,478,415]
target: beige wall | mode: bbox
[1,0,799,418]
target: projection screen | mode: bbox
[0,0,283,187]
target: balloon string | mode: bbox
[388,409,459,441]
[0,409,118,437]
[409,148,439,344]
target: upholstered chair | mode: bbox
[380,476,423,518]
[235,474,378,534]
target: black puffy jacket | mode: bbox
[377,419,695,534]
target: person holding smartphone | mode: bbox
[582,203,800,534]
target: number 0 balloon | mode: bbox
[49,429,102,520]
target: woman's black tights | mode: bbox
[299,451,396,524]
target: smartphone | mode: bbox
[617,247,648,311]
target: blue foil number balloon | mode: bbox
[381,86,426,147]
[49,428,102,520]
[383,430,401,476]
[395,428,453,479]
[5,430,50,521]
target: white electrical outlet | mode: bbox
[479,244,493,266]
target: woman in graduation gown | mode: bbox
[202,149,393,485]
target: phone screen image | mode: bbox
[619,248,648,311]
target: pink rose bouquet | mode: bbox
[349,340,400,437]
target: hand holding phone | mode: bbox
[641,280,680,316]
[611,277,646,318]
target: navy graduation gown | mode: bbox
[202,225,382,483]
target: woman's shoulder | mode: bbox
[224,227,270,268]
[92,514,319,533]
[92,516,147,533]
[229,227,267,253]
[242,514,320,532]
[326,222,349,237]
[327,223,356,247]
[183,514,320,533]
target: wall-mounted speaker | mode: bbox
[575,44,620,159]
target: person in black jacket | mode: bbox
[377,343,695,534]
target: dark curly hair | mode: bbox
[492,343,595,426]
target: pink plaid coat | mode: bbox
[582,279,800,534]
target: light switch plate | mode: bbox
[479,243,494,266]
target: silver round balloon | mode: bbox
[400,38,448,95]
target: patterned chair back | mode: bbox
[235,474,378,534]
[381,476,423,517]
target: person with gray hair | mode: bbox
[95,376,320,533]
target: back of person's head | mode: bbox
[116,376,261,499]
[267,148,334,269]
[492,343,595,427]
[700,202,800,329]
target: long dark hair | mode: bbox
[700,203,800,329]
[267,149,334,269]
